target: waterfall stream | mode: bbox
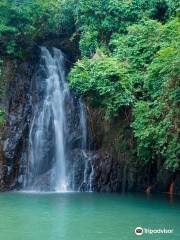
[24,47,93,192]
[79,100,94,192]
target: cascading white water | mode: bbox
[79,100,88,187]
[26,47,69,192]
[79,100,94,192]
[24,46,94,192]
[79,100,87,150]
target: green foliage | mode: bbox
[132,43,180,170]
[69,0,180,171]
[77,0,137,56]
[111,20,162,70]
[146,44,180,97]
[79,29,99,57]
[0,0,61,57]
[69,54,133,117]
[145,0,179,22]
[76,0,179,56]
[111,18,179,97]
[57,0,78,34]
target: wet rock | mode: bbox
[1,59,37,189]
[0,49,179,194]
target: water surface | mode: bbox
[0,192,179,240]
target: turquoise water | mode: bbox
[0,192,179,240]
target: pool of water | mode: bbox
[0,192,179,240]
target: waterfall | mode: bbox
[25,47,70,192]
[79,100,87,150]
[79,101,94,192]
[24,46,93,192]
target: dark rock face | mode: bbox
[0,60,36,189]
[0,145,6,190]
[80,150,136,193]
[0,49,92,191]
[82,106,180,195]
[66,149,94,191]
[82,148,180,194]
[0,50,179,194]
[92,152,125,192]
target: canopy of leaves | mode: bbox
[69,53,133,118]
[0,0,62,57]
[77,0,179,56]
[69,1,180,171]
[132,43,180,170]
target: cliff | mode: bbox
[0,49,179,194]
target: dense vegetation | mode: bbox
[0,0,179,171]
[68,0,180,171]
